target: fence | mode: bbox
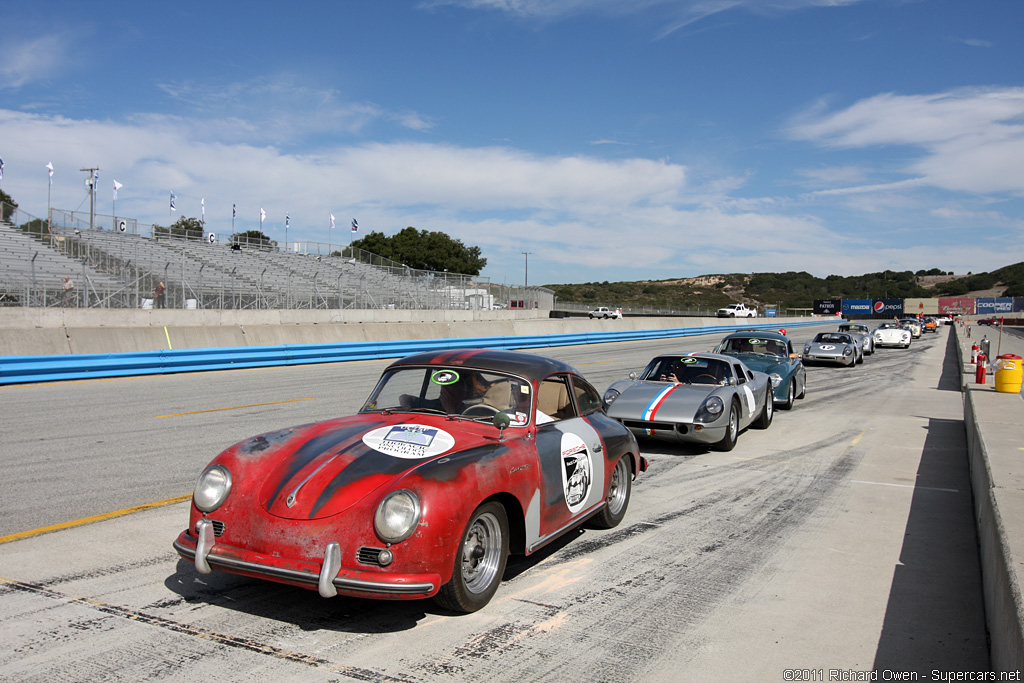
[0,202,551,311]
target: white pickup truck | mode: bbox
[588,307,622,319]
[716,303,757,318]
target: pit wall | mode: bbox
[0,308,811,357]
[956,325,1024,672]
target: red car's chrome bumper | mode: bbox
[173,521,440,600]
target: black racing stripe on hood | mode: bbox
[416,442,510,483]
[264,420,386,508]
[309,442,414,518]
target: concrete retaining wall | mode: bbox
[0,308,814,357]
[956,325,1024,672]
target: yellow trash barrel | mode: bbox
[994,354,1023,393]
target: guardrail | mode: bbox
[0,320,828,385]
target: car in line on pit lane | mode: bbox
[838,322,875,356]
[873,321,912,348]
[601,352,773,452]
[802,332,862,366]
[899,318,923,338]
[713,330,806,410]
[923,317,938,333]
[174,349,648,613]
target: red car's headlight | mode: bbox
[374,490,421,544]
[194,465,232,513]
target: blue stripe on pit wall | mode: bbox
[0,320,835,385]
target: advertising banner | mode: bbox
[939,297,976,315]
[842,299,872,316]
[976,297,1014,314]
[814,299,841,316]
[904,298,939,315]
[1016,298,1024,313]
[872,299,904,317]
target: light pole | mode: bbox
[80,167,99,231]
[522,251,531,288]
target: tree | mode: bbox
[230,230,274,249]
[350,227,487,275]
[1,188,17,223]
[153,216,205,240]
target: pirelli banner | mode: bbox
[813,299,841,316]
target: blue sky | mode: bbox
[2,0,1022,286]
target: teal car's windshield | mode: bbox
[720,337,789,358]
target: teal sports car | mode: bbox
[714,330,807,409]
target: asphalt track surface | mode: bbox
[0,325,993,681]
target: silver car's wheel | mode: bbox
[754,387,773,429]
[713,401,739,452]
[435,502,509,613]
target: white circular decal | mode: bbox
[362,423,456,459]
[819,344,836,350]
[560,433,593,513]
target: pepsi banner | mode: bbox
[814,299,841,315]
[976,297,1014,314]
[842,299,872,316]
[872,299,904,317]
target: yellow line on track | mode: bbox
[0,494,192,545]
[851,429,867,445]
[156,397,313,418]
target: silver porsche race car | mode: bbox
[837,323,875,356]
[601,353,773,452]
[802,332,861,366]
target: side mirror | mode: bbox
[628,372,638,381]
[492,411,511,441]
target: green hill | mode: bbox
[545,265,1024,311]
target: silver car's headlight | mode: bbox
[695,396,725,424]
[194,465,232,512]
[769,373,783,387]
[844,347,854,356]
[602,388,621,407]
[374,490,421,544]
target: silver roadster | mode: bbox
[802,332,861,366]
[601,353,773,452]
[837,323,875,356]
[873,321,912,348]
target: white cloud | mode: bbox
[0,34,71,89]
[788,87,1024,196]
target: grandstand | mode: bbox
[0,203,549,310]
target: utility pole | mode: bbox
[80,167,100,231]
[522,251,531,288]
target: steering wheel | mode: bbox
[462,404,500,418]
[695,373,718,382]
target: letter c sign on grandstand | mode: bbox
[208,233,216,244]
[118,220,127,233]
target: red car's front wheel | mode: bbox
[435,502,509,613]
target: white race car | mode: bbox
[873,321,912,348]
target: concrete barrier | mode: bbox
[956,323,1024,672]
[0,311,832,385]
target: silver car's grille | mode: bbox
[622,419,687,434]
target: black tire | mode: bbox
[754,387,773,429]
[590,456,632,529]
[796,376,806,400]
[778,379,795,410]
[713,401,739,452]
[434,502,509,613]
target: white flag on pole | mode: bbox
[330,214,335,230]
[113,180,123,200]
[47,162,54,185]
